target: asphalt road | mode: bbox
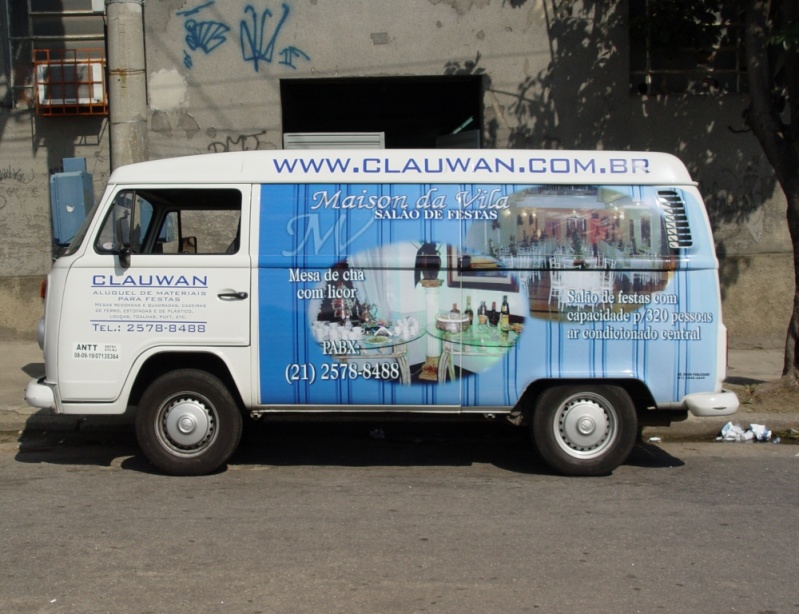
[1,422,797,613]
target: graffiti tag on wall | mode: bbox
[207,130,267,152]
[0,167,39,226]
[177,1,310,72]
[0,166,33,184]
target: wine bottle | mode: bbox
[488,301,499,327]
[464,295,474,326]
[478,300,488,325]
[500,294,510,332]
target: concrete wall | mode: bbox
[0,109,111,340]
[0,0,791,348]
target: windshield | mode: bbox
[60,201,101,257]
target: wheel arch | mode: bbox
[516,377,657,423]
[128,351,245,412]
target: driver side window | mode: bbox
[94,188,242,256]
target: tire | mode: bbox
[531,385,637,476]
[135,369,243,476]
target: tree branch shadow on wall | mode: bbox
[716,243,752,302]
[448,0,778,296]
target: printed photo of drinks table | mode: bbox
[429,324,520,384]
[333,327,426,385]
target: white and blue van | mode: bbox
[26,150,738,475]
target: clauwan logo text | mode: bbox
[91,274,208,288]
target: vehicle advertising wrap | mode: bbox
[256,180,719,408]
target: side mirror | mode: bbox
[180,236,197,254]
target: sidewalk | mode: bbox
[0,340,131,433]
[1,340,797,438]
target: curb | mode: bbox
[0,410,133,434]
[642,412,799,441]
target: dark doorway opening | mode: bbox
[280,76,483,148]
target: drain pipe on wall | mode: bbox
[106,0,148,170]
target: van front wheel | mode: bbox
[531,385,637,476]
[135,369,243,476]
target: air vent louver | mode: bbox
[658,189,693,248]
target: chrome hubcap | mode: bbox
[162,398,214,449]
[555,394,616,459]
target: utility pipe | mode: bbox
[106,0,148,170]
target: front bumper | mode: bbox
[682,390,739,417]
[25,377,57,411]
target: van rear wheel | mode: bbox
[135,369,243,476]
[531,385,637,476]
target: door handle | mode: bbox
[218,291,248,301]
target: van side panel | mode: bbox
[254,180,724,410]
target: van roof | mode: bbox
[108,150,696,186]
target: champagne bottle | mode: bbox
[450,302,460,317]
[500,294,510,332]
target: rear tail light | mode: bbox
[40,279,47,299]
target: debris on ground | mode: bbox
[750,424,772,441]
[716,421,772,443]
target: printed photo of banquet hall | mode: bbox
[462,185,683,318]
